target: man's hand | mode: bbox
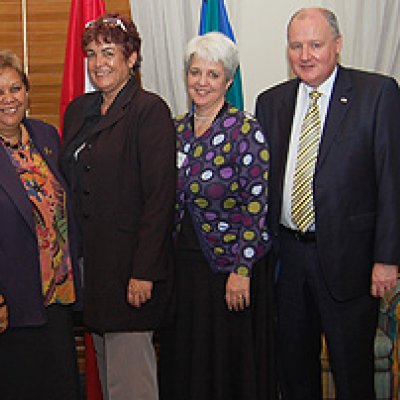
[370,263,398,298]
[127,279,153,308]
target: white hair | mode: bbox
[184,32,239,81]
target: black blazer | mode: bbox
[61,78,176,333]
[256,66,400,301]
[0,118,82,328]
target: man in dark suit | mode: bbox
[255,7,400,400]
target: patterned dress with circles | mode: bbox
[175,104,271,277]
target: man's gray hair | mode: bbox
[287,8,341,39]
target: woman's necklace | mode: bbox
[0,128,22,148]
[194,115,214,138]
[194,113,213,121]
[193,109,220,137]
[0,126,28,159]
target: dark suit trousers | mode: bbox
[276,226,379,400]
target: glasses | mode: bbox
[85,17,127,33]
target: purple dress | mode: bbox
[159,104,277,400]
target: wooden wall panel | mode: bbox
[27,0,70,127]
[0,1,23,61]
[0,0,131,130]
[107,0,131,17]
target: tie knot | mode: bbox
[310,90,322,102]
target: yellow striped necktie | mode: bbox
[291,90,322,233]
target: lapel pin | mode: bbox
[44,147,52,156]
[340,97,348,104]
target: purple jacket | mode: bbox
[0,118,82,328]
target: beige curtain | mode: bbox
[130,0,399,115]
[314,0,400,81]
[130,0,199,116]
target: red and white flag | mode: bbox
[59,0,106,133]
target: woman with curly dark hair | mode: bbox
[60,13,176,400]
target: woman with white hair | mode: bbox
[159,32,277,400]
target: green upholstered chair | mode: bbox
[380,278,400,400]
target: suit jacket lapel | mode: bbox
[0,119,72,235]
[91,77,139,135]
[317,66,352,169]
[274,81,298,194]
[62,93,100,148]
[0,145,36,233]
[26,119,68,190]
[63,77,139,144]
[269,80,298,231]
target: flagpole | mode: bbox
[199,0,244,110]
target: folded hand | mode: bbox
[225,272,250,311]
[127,279,153,308]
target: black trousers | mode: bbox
[276,226,379,400]
[0,304,81,400]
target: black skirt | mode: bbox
[0,304,81,400]
[159,247,277,400]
